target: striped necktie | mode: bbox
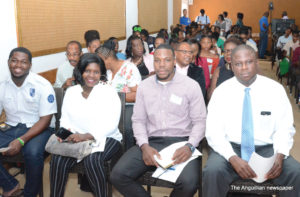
[241,88,255,161]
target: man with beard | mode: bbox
[111,44,206,197]
[0,47,56,197]
[54,41,82,89]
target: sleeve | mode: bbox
[205,88,237,161]
[144,54,154,73]
[59,88,73,130]
[92,86,121,142]
[276,37,282,48]
[187,82,207,147]
[132,84,149,147]
[39,82,57,117]
[272,86,296,156]
[53,66,63,88]
[127,64,142,87]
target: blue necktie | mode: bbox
[241,88,255,161]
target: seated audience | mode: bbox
[108,37,126,60]
[110,44,206,197]
[283,31,299,57]
[198,35,220,88]
[126,35,154,76]
[214,14,226,35]
[150,35,166,55]
[54,41,82,89]
[132,25,149,54]
[203,45,300,197]
[96,40,141,102]
[0,47,56,197]
[175,41,206,98]
[50,53,122,197]
[84,30,101,53]
[208,37,243,100]
[171,27,185,42]
[141,29,155,53]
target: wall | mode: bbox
[189,0,300,33]
[0,0,173,82]
[0,1,18,82]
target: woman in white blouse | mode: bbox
[50,53,121,197]
[96,40,141,102]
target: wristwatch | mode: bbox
[185,143,195,153]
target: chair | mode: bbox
[227,179,280,197]
[123,104,203,197]
[0,87,64,197]
[68,92,126,197]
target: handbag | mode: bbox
[45,134,94,160]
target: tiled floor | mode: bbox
[1,60,300,197]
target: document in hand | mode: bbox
[248,152,276,183]
[152,141,202,183]
[0,147,10,153]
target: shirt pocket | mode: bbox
[258,110,274,132]
[23,97,39,113]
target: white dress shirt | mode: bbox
[0,72,57,127]
[60,83,122,152]
[224,17,232,32]
[53,61,74,88]
[283,40,299,56]
[206,75,295,161]
[277,35,292,49]
[175,64,189,76]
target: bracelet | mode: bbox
[17,137,25,146]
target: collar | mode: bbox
[8,71,34,89]
[155,68,177,85]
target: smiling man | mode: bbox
[111,44,206,197]
[203,45,300,197]
[0,47,57,197]
[54,41,82,89]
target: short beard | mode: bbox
[156,69,175,82]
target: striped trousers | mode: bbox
[49,137,120,197]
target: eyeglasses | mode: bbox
[66,52,81,57]
[176,50,193,55]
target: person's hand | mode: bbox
[3,139,23,156]
[141,144,161,167]
[63,77,75,89]
[229,155,257,179]
[172,145,192,165]
[66,133,90,143]
[265,153,284,179]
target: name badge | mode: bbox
[207,58,213,63]
[169,94,182,105]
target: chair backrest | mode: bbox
[53,87,64,130]
[117,92,126,139]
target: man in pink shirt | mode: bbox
[111,44,206,197]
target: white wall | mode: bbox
[0,0,173,82]
[0,1,18,82]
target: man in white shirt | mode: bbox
[195,9,210,29]
[223,11,232,33]
[283,31,299,57]
[0,47,57,197]
[277,28,292,49]
[53,41,82,89]
[239,27,258,52]
[203,45,300,197]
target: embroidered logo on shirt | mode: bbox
[48,94,55,103]
[30,88,35,97]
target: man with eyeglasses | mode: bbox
[175,41,206,98]
[54,41,83,89]
[203,45,300,197]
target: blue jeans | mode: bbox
[259,31,268,58]
[0,123,52,197]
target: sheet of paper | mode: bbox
[0,147,10,153]
[248,152,276,183]
[152,141,202,183]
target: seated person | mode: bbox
[208,37,243,100]
[84,30,101,53]
[110,44,206,197]
[149,35,166,55]
[198,35,220,88]
[141,29,155,53]
[176,41,206,98]
[275,28,292,60]
[108,37,126,60]
[214,14,226,36]
[239,27,258,52]
[211,32,222,56]
[49,53,122,197]
[96,40,141,102]
[53,41,82,89]
[203,45,300,197]
[125,35,154,76]
[283,31,299,57]
[132,25,149,54]
[171,27,185,43]
[0,47,56,197]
